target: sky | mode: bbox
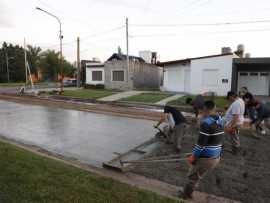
[1,0,270,63]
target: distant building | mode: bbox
[139,51,157,64]
[83,53,163,90]
[81,59,101,86]
[85,61,104,86]
[104,53,162,90]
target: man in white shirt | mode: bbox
[225,91,245,155]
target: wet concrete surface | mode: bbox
[0,87,20,94]
[0,100,155,167]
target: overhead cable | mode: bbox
[131,20,270,27]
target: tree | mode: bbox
[40,50,60,81]
[0,42,75,83]
[63,60,76,77]
[39,50,76,81]
[27,45,42,77]
[0,42,25,82]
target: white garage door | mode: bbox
[166,69,185,92]
[238,72,269,95]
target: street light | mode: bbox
[36,7,64,93]
[5,53,14,83]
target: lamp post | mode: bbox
[5,53,14,83]
[36,7,64,93]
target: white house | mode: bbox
[159,52,270,96]
[160,53,234,96]
[162,59,191,93]
[85,62,105,85]
[190,54,233,96]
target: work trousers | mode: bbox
[264,118,270,132]
[247,107,257,123]
[184,157,220,195]
[227,126,241,149]
[170,123,187,151]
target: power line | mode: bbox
[131,28,270,38]
[35,25,125,50]
[37,0,96,27]
[37,40,75,49]
[80,25,125,41]
[131,19,270,27]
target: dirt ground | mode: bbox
[131,126,270,203]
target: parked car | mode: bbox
[63,79,77,87]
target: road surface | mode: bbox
[0,100,155,167]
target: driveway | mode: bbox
[98,91,143,102]
[0,100,155,167]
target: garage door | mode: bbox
[166,69,185,92]
[238,72,269,95]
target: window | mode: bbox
[250,72,258,76]
[261,72,269,76]
[112,70,124,81]
[202,69,218,86]
[92,71,103,81]
[222,79,229,83]
[240,72,248,76]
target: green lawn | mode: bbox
[60,89,115,99]
[0,82,24,87]
[168,95,229,108]
[0,141,180,203]
[121,93,172,103]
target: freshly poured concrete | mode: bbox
[0,100,155,167]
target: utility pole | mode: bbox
[77,37,80,88]
[5,53,10,83]
[24,38,28,85]
[60,25,63,93]
[126,17,129,84]
[36,7,63,93]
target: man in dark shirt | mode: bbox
[186,95,204,118]
[180,100,224,199]
[243,93,270,135]
[155,105,186,151]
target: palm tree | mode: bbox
[27,45,42,78]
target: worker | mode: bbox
[239,86,250,116]
[154,105,186,151]
[186,95,204,119]
[243,92,270,136]
[225,91,245,155]
[180,100,224,200]
[239,86,248,97]
[242,92,258,125]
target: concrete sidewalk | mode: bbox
[98,90,143,102]
[25,87,79,93]
[155,94,184,105]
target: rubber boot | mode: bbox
[232,146,240,155]
[180,184,194,200]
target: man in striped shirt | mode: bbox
[181,100,224,200]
